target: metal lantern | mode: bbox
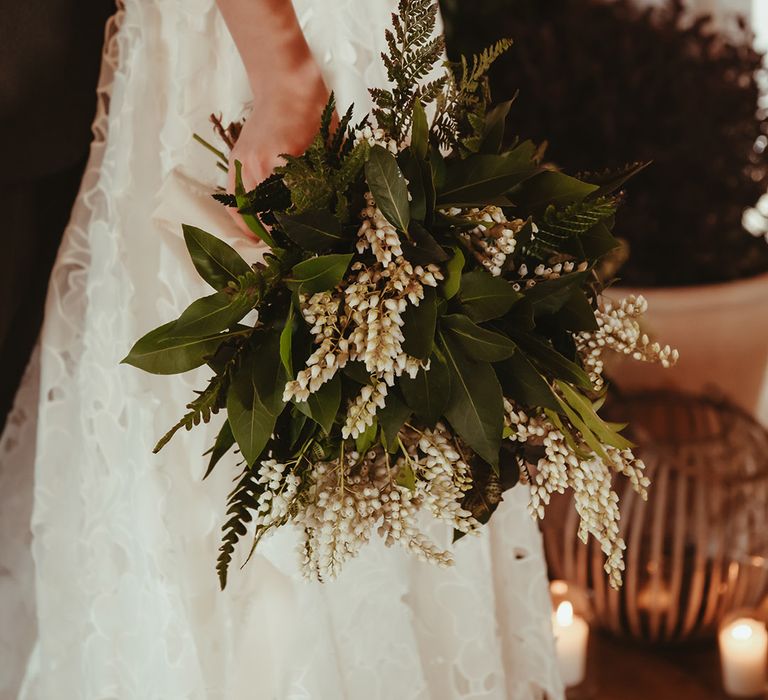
[542,392,768,644]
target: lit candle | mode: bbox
[719,617,768,697]
[552,600,589,688]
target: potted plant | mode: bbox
[442,0,768,421]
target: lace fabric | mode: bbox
[0,2,563,698]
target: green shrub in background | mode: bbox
[441,0,768,286]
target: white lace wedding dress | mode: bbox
[0,2,563,698]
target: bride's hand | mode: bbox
[218,0,332,191]
[229,61,330,190]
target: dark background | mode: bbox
[0,0,114,430]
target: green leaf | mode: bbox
[355,419,378,454]
[399,150,435,223]
[549,290,599,332]
[411,100,429,160]
[458,269,522,322]
[226,332,287,465]
[581,221,620,260]
[524,272,589,317]
[172,289,255,338]
[402,288,437,360]
[430,147,447,191]
[234,160,276,247]
[440,332,503,469]
[496,351,559,411]
[378,391,412,451]
[503,297,535,332]
[276,209,347,252]
[553,393,611,464]
[342,361,371,385]
[441,246,465,299]
[437,141,538,206]
[289,408,311,449]
[511,170,598,212]
[122,323,243,375]
[399,350,451,427]
[528,197,618,259]
[556,381,634,450]
[287,253,353,294]
[396,462,417,491]
[442,314,516,362]
[279,305,296,376]
[512,332,593,390]
[296,374,341,434]
[365,145,411,232]
[203,420,236,480]
[585,161,650,200]
[183,225,252,291]
[479,99,513,155]
[402,221,447,265]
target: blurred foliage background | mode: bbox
[441,0,768,286]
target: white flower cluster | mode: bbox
[355,125,399,154]
[283,193,443,440]
[504,400,649,589]
[511,259,590,291]
[575,295,679,388]
[446,205,523,276]
[249,425,479,582]
[249,459,303,536]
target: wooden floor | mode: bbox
[579,632,736,699]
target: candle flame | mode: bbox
[550,580,569,596]
[556,601,574,627]
[732,622,755,641]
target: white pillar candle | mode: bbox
[719,617,768,698]
[552,600,589,688]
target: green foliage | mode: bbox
[527,197,619,259]
[183,225,252,290]
[122,323,245,376]
[296,375,341,434]
[287,254,353,294]
[226,331,287,466]
[217,465,260,589]
[437,141,538,206]
[203,420,236,480]
[442,0,768,285]
[365,146,411,232]
[441,314,516,362]
[399,350,451,427]
[440,331,503,469]
[371,0,448,142]
[441,246,465,299]
[401,287,437,359]
[276,93,368,221]
[128,0,647,587]
[236,174,291,216]
[457,269,521,322]
[276,210,348,252]
[432,38,512,151]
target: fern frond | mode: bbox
[370,0,444,142]
[238,173,291,215]
[433,38,513,150]
[319,92,336,143]
[153,374,228,454]
[212,192,237,207]
[217,466,261,589]
[329,104,355,159]
[526,197,619,259]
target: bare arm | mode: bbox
[216,0,330,188]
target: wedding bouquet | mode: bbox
[125,0,676,589]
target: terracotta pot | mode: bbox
[605,271,768,424]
